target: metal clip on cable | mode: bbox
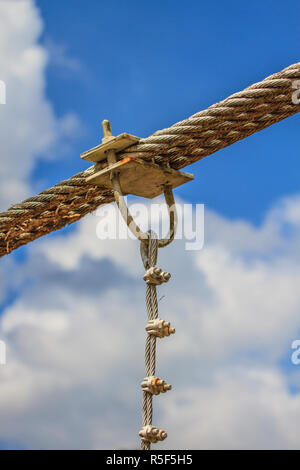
[141,376,172,395]
[100,120,178,248]
[139,425,167,444]
[145,318,175,338]
[100,120,178,450]
[143,267,171,285]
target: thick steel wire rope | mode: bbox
[0,62,299,257]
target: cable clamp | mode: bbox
[82,120,193,199]
[81,121,193,245]
[141,376,172,395]
[143,266,171,285]
[145,318,175,338]
[139,425,167,443]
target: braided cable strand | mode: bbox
[141,231,159,450]
[0,63,299,257]
[125,62,300,166]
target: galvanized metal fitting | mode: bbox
[143,267,171,285]
[141,376,172,395]
[145,318,175,338]
[139,425,167,443]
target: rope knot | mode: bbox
[143,266,171,285]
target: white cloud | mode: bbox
[0,0,81,209]
[0,0,300,451]
[44,37,82,74]
[0,194,300,448]
[161,367,300,449]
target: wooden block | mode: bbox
[86,157,194,199]
[81,133,139,163]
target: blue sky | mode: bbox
[0,0,299,450]
[35,0,300,224]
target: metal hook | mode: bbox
[102,120,177,248]
[111,174,177,247]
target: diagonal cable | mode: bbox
[0,62,299,257]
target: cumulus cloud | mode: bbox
[44,37,82,74]
[0,195,300,449]
[0,0,80,209]
[0,0,300,451]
